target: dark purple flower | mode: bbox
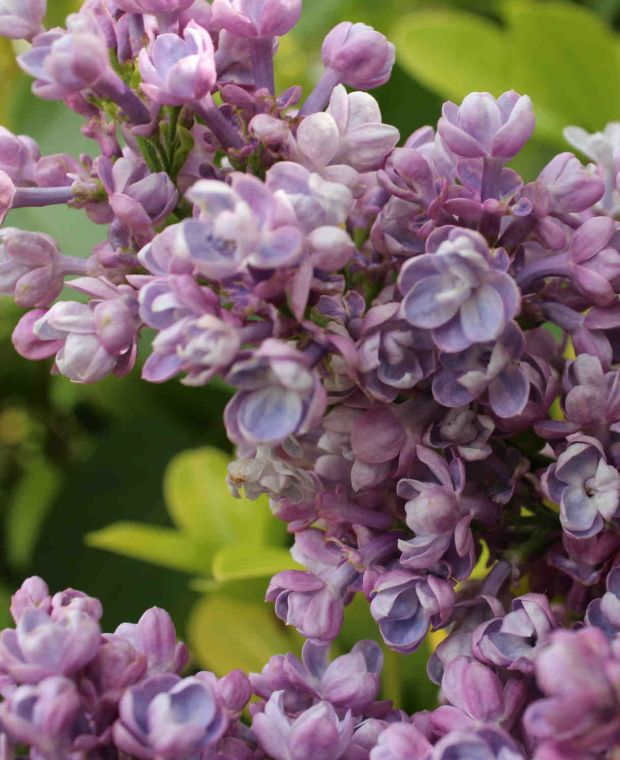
[542,434,620,537]
[399,227,520,353]
[585,565,620,637]
[370,570,455,653]
[472,594,557,673]
[357,302,435,402]
[432,322,528,418]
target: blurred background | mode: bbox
[0,0,619,711]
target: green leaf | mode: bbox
[504,1,620,139]
[212,544,300,582]
[393,10,508,103]
[163,447,271,546]
[188,593,295,674]
[6,459,61,570]
[86,522,212,575]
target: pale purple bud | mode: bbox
[115,606,189,675]
[216,669,252,719]
[568,216,620,306]
[34,153,82,188]
[321,22,395,90]
[0,229,64,308]
[0,0,45,41]
[0,170,16,225]
[370,723,433,760]
[537,152,604,213]
[0,128,39,184]
[50,588,103,621]
[139,21,216,106]
[84,633,147,696]
[253,692,353,760]
[438,91,534,160]
[211,0,301,38]
[10,577,51,624]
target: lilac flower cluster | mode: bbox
[3,0,620,755]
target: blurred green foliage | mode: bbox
[0,0,618,710]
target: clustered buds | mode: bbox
[2,0,620,756]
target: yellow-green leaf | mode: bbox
[188,593,294,674]
[212,544,301,582]
[163,447,270,546]
[393,10,508,104]
[86,522,211,575]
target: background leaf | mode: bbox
[188,592,296,674]
[212,544,300,582]
[86,522,211,575]
[6,459,60,570]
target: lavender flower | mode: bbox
[399,227,520,352]
[0,0,46,40]
[542,434,620,537]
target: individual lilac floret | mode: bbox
[0,127,39,184]
[472,593,557,673]
[184,176,303,277]
[585,565,620,637]
[432,322,529,419]
[301,23,395,115]
[114,606,189,675]
[96,156,179,246]
[433,726,526,760]
[211,0,301,38]
[252,639,382,716]
[369,570,455,654]
[0,607,100,684]
[357,302,434,402]
[13,279,140,384]
[10,577,51,623]
[536,152,605,215]
[225,340,327,445]
[266,530,358,643]
[252,691,353,760]
[437,91,534,161]
[542,434,620,537]
[370,722,433,760]
[397,448,493,579]
[212,0,301,92]
[0,0,45,41]
[138,21,216,106]
[523,627,620,757]
[0,676,84,758]
[398,227,520,353]
[18,14,150,124]
[114,673,228,759]
[0,229,76,308]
